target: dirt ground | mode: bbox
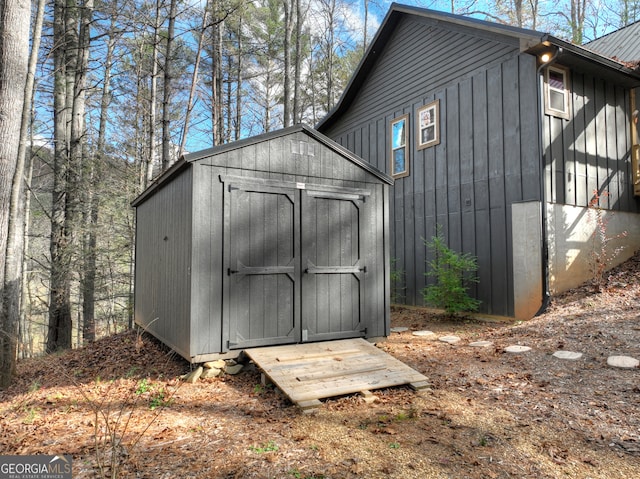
[1,255,640,478]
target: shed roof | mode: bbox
[317,2,640,132]
[584,21,640,64]
[132,124,392,207]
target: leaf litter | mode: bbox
[1,253,640,477]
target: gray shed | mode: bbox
[132,125,393,363]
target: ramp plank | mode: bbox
[245,338,429,411]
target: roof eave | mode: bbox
[317,4,640,133]
[529,34,640,86]
[131,158,189,207]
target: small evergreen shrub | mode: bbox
[423,227,480,315]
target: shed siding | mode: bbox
[135,167,193,358]
[191,161,221,356]
[189,133,389,355]
[544,68,640,213]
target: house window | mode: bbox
[390,114,409,178]
[417,100,440,149]
[545,65,570,119]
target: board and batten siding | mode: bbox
[322,22,541,316]
[188,131,390,358]
[544,68,639,213]
[327,15,524,136]
[134,166,193,359]
[135,127,391,361]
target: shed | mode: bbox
[132,125,393,363]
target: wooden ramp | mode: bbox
[244,338,429,412]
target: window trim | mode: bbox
[416,100,440,150]
[544,65,570,120]
[389,114,410,178]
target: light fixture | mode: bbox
[540,52,552,63]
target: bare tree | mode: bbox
[147,0,162,186]
[48,0,93,352]
[14,0,46,360]
[283,0,294,126]
[568,0,588,43]
[293,0,306,123]
[161,0,178,171]
[180,0,211,156]
[82,5,120,345]
[211,13,224,145]
[0,0,32,388]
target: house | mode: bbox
[317,3,640,319]
[132,125,393,363]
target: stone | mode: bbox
[225,364,244,375]
[390,327,409,333]
[204,360,226,370]
[504,345,531,353]
[607,356,639,369]
[552,350,583,360]
[201,367,222,379]
[469,341,493,348]
[412,330,436,339]
[360,390,377,404]
[184,366,203,383]
[439,335,461,344]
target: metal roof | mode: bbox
[584,21,640,63]
[317,2,640,132]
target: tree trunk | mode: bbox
[180,2,210,157]
[13,0,46,361]
[293,0,307,124]
[148,0,161,184]
[48,0,92,353]
[225,53,233,143]
[283,0,293,127]
[48,0,73,353]
[68,1,92,319]
[212,20,224,145]
[0,0,32,388]
[234,15,243,141]
[570,0,587,44]
[83,3,114,344]
[161,0,178,170]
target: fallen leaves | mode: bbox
[1,254,640,477]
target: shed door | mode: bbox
[300,188,366,342]
[223,176,368,350]
[224,181,298,349]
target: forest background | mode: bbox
[1,0,639,388]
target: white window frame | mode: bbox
[416,100,440,150]
[545,65,570,120]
